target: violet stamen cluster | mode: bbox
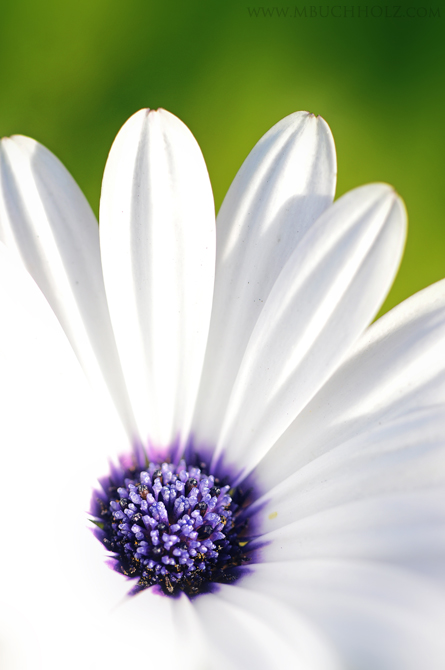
[92,458,252,596]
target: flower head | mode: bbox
[1,109,445,670]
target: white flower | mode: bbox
[0,109,444,670]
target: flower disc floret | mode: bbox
[92,456,252,597]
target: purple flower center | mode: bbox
[91,456,253,597]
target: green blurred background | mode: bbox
[0,0,443,315]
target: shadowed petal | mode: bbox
[194,112,336,448]
[256,278,445,490]
[194,583,341,670]
[259,488,445,582]
[252,407,445,532]
[212,184,406,480]
[0,135,136,440]
[245,561,445,670]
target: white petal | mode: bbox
[245,561,445,670]
[76,504,208,669]
[0,246,173,667]
[256,277,445,490]
[79,536,209,669]
[258,489,445,582]
[251,406,445,533]
[105,599,173,667]
[0,243,128,668]
[0,603,41,669]
[171,594,210,670]
[0,241,103,461]
[193,584,341,670]
[100,109,215,452]
[213,184,406,479]
[0,136,136,441]
[194,112,336,448]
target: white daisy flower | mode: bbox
[0,109,445,670]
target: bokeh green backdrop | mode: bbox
[0,0,443,315]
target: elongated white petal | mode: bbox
[0,248,176,667]
[256,278,445,490]
[252,407,445,532]
[193,584,341,670]
[0,241,108,462]
[194,112,336,447]
[88,591,206,670]
[100,109,215,452]
[0,136,136,441]
[171,594,209,670]
[212,184,406,479]
[78,516,208,670]
[259,489,445,582]
[0,243,129,668]
[245,561,445,670]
